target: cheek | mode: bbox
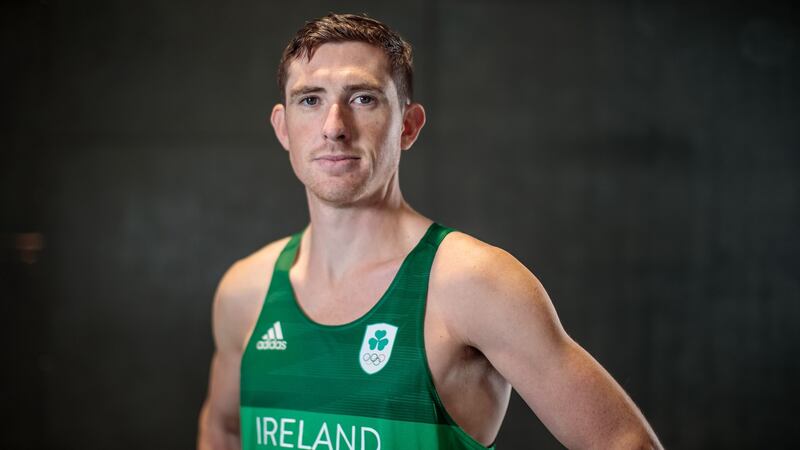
[287,148,313,186]
[286,117,305,140]
[362,112,399,144]
[283,121,310,170]
[369,123,403,169]
[285,118,318,154]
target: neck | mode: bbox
[301,174,429,282]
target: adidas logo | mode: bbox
[256,321,287,351]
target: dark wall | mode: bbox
[3,1,798,449]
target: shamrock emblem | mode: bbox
[368,329,389,351]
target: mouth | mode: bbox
[313,154,361,174]
[314,154,361,162]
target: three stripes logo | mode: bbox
[256,321,287,351]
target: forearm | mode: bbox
[549,342,662,450]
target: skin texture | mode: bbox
[197,41,662,450]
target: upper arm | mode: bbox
[440,236,660,449]
[199,237,290,449]
[199,263,250,449]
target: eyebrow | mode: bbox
[288,83,385,102]
[288,86,324,102]
[342,83,384,95]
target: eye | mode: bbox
[353,95,375,105]
[299,96,319,106]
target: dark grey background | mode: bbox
[2,0,798,449]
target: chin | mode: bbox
[307,179,369,206]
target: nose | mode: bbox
[322,103,349,142]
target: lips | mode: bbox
[313,154,361,174]
[315,154,360,161]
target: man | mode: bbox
[198,13,661,450]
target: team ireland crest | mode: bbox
[359,323,398,375]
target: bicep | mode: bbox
[461,252,657,449]
[205,349,242,432]
[199,350,242,450]
[498,335,648,449]
[199,267,251,448]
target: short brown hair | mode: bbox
[277,13,414,106]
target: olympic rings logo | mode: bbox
[362,352,386,366]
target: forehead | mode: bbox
[285,41,393,91]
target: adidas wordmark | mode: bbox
[257,321,287,351]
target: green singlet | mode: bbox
[240,222,495,450]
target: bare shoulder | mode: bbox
[434,232,661,448]
[431,230,561,348]
[212,236,293,354]
[433,230,547,307]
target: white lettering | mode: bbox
[256,340,288,351]
[280,418,296,448]
[297,419,312,449]
[313,422,332,450]
[336,424,355,450]
[360,426,380,450]
[263,417,278,446]
[254,415,381,450]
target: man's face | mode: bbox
[271,41,422,206]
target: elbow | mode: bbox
[196,400,241,450]
[197,401,212,450]
[608,430,663,450]
[637,438,664,450]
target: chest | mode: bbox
[286,263,499,412]
[285,259,490,381]
[241,253,506,447]
[288,260,402,325]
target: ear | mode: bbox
[400,103,426,151]
[270,103,290,151]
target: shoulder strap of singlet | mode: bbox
[273,231,303,273]
[422,222,454,249]
[382,222,454,329]
[258,232,303,307]
[406,222,454,276]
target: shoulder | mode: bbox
[431,230,559,348]
[433,230,546,304]
[216,235,293,302]
[212,235,293,353]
